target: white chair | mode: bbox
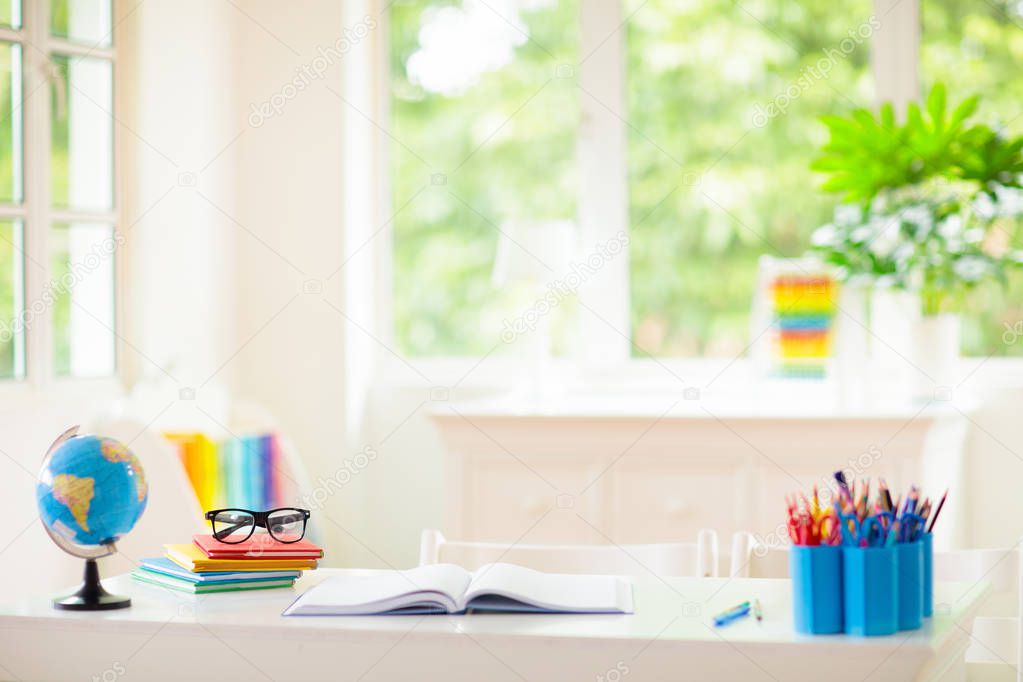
[419,529,720,577]
[729,531,1023,681]
[934,547,1020,681]
[728,531,787,579]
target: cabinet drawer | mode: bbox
[463,459,607,544]
[608,458,744,543]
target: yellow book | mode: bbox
[164,544,318,572]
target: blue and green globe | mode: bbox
[36,434,149,546]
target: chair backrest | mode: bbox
[933,545,1021,675]
[933,547,1020,594]
[419,529,720,577]
[729,531,788,578]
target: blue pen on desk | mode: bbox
[713,601,751,627]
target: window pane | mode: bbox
[50,0,112,46]
[627,0,874,356]
[923,0,1023,357]
[51,222,116,377]
[0,220,24,379]
[391,0,578,356]
[1,0,20,29]
[0,42,23,204]
[50,54,113,211]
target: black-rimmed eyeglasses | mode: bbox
[204,508,311,544]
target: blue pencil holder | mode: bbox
[922,533,933,617]
[896,540,924,631]
[843,545,898,636]
[790,545,843,634]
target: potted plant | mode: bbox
[809,84,1023,395]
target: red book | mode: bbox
[193,534,324,559]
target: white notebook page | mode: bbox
[465,563,633,612]
[286,564,472,614]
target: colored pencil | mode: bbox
[927,489,948,533]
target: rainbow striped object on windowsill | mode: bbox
[769,274,837,379]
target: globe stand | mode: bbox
[54,559,130,611]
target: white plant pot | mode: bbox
[869,288,920,404]
[833,284,870,408]
[911,314,961,402]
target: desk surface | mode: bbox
[0,569,989,682]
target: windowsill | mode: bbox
[379,355,1023,419]
[380,354,1023,388]
[425,393,971,422]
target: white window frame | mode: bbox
[0,0,124,398]
[364,0,1023,391]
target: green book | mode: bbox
[131,569,295,594]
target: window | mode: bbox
[390,0,579,357]
[626,0,874,356]
[0,0,117,381]
[387,0,1021,362]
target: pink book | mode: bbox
[193,534,324,559]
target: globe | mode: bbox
[37,429,149,548]
[35,426,148,611]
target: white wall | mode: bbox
[119,0,375,565]
[120,0,238,395]
[959,386,1023,549]
[231,1,354,560]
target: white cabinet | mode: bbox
[429,400,967,556]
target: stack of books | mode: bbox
[133,534,323,594]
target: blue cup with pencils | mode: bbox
[790,545,843,634]
[897,539,924,630]
[842,544,899,636]
[786,480,947,636]
[922,532,933,617]
[894,512,926,630]
[839,510,899,636]
[787,493,844,634]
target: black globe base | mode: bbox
[53,559,131,611]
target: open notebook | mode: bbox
[283,563,634,616]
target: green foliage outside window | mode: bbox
[390,0,578,356]
[626,0,873,356]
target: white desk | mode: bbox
[0,569,989,682]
